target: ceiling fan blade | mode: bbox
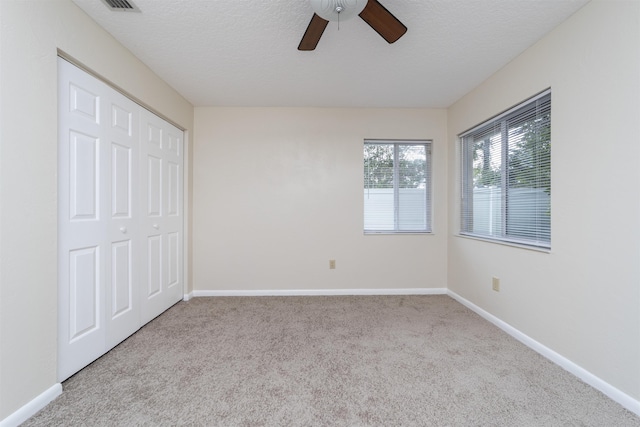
[298,14,329,51]
[359,0,407,44]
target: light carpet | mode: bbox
[23,295,640,426]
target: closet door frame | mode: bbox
[57,54,189,381]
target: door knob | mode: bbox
[120,227,127,234]
[152,224,159,230]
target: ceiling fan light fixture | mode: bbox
[309,0,368,22]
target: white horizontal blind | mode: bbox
[364,140,431,233]
[460,91,551,248]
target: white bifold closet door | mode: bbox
[139,109,184,325]
[58,57,183,381]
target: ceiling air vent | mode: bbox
[100,0,141,12]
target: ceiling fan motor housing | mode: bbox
[310,0,368,22]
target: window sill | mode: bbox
[456,233,551,253]
[364,231,433,235]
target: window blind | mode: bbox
[364,140,431,233]
[460,91,551,248]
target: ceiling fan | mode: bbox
[298,0,407,51]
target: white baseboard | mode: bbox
[0,383,62,427]
[183,291,194,301]
[192,288,447,297]
[447,290,640,417]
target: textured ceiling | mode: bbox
[72,0,589,108]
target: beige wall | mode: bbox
[0,0,193,419]
[2,0,639,422]
[193,108,448,292]
[447,0,640,400]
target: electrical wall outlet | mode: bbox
[492,277,500,292]
[329,260,336,269]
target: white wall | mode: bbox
[193,108,448,292]
[447,0,640,401]
[0,0,193,420]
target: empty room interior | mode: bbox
[1,0,639,425]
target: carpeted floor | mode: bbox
[23,295,640,426]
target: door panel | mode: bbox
[168,162,180,216]
[105,91,140,349]
[111,143,131,218]
[69,132,99,221]
[111,104,132,135]
[168,232,180,289]
[147,155,162,217]
[69,84,99,123]
[147,123,162,148]
[69,246,100,341]
[168,132,180,156]
[111,240,132,319]
[163,126,183,305]
[58,243,105,380]
[147,235,163,297]
[140,109,183,324]
[59,59,109,381]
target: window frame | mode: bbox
[458,90,551,249]
[363,139,433,235]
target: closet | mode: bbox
[57,57,184,381]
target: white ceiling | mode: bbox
[72,0,589,108]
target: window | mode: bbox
[460,90,551,248]
[364,140,431,233]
